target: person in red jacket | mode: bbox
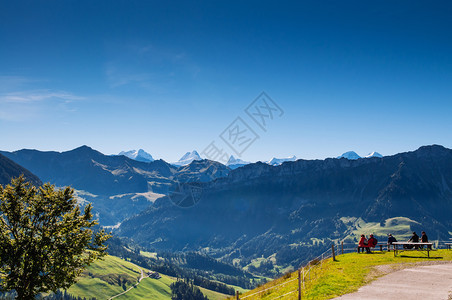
[358,234,370,253]
[367,234,378,251]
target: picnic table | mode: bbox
[446,242,452,250]
[391,242,434,257]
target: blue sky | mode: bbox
[1,1,451,162]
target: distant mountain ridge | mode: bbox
[337,151,382,160]
[114,148,386,165]
[266,155,297,166]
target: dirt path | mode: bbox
[109,263,147,299]
[335,263,452,300]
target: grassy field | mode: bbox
[139,251,158,259]
[236,249,452,299]
[67,255,142,299]
[67,255,231,299]
[114,275,174,300]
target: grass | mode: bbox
[67,255,142,299]
[115,276,175,300]
[85,255,141,277]
[235,249,452,299]
[198,287,229,300]
[139,251,158,259]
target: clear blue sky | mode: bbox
[1,1,451,162]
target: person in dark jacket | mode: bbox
[421,231,430,249]
[421,231,428,242]
[387,234,397,244]
[387,233,397,251]
[405,231,419,249]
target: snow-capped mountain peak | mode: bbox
[173,150,202,166]
[364,151,383,158]
[227,155,250,169]
[119,149,154,162]
[227,155,249,165]
[337,151,361,160]
[267,155,297,166]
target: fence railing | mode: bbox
[233,240,452,299]
[233,245,334,300]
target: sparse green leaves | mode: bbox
[0,176,111,299]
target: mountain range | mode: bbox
[0,146,229,225]
[2,144,451,275]
[118,149,382,166]
[266,155,297,166]
[337,151,383,160]
[117,145,452,272]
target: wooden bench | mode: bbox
[357,244,384,253]
[446,243,452,250]
[392,242,434,257]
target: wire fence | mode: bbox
[233,239,452,300]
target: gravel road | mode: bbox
[335,263,452,300]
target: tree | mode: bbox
[0,176,110,299]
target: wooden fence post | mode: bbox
[332,244,336,261]
[236,290,239,300]
[341,241,344,255]
[298,269,302,300]
[302,268,305,289]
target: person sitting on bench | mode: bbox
[359,234,370,253]
[387,233,397,250]
[420,231,430,249]
[404,231,419,249]
[368,234,378,252]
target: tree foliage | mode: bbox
[0,176,110,299]
[170,279,208,300]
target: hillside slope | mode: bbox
[67,255,229,300]
[0,153,41,186]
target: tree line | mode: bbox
[170,279,208,300]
